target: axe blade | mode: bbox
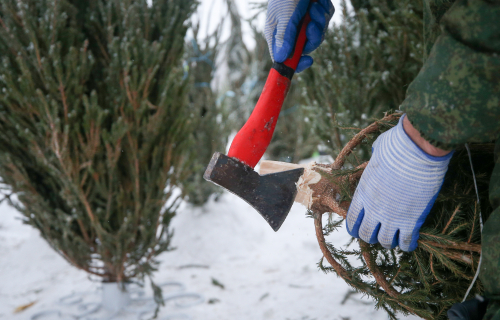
[204,152,304,232]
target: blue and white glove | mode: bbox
[346,115,454,252]
[265,0,335,73]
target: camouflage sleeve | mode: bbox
[480,140,500,319]
[400,0,500,149]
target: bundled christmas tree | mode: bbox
[303,112,493,319]
[298,1,494,319]
[0,0,196,307]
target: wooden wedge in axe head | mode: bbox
[204,6,318,232]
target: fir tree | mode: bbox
[0,0,196,304]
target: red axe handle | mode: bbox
[227,9,313,168]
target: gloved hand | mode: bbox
[447,296,489,320]
[264,0,335,73]
[346,114,454,252]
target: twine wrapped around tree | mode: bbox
[305,112,493,319]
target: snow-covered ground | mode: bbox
[0,190,421,320]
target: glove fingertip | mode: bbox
[346,207,365,238]
[303,21,323,54]
[297,0,311,15]
[398,230,417,252]
[368,222,381,244]
[407,244,418,252]
[317,0,335,16]
[390,229,400,250]
[304,21,324,46]
[407,235,419,252]
[274,42,293,63]
[309,3,327,27]
[295,56,313,73]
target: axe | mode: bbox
[204,7,317,232]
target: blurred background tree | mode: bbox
[300,0,423,162]
[183,18,231,206]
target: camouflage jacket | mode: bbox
[400,0,500,150]
[399,2,500,318]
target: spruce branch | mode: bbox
[442,205,461,234]
[359,240,400,298]
[314,211,351,281]
[419,235,481,253]
[332,113,399,170]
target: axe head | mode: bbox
[204,152,304,231]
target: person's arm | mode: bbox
[401,0,500,149]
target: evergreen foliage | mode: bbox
[0,0,196,293]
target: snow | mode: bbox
[0,191,421,320]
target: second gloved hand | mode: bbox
[265,0,334,73]
[346,115,454,252]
